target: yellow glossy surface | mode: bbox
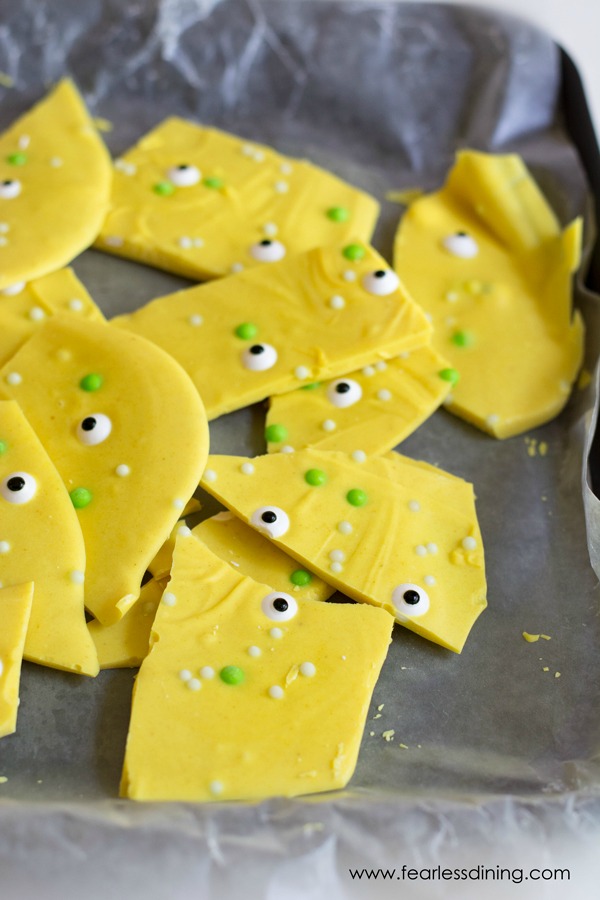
[88,578,165,670]
[96,118,379,279]
[201,449,486,653]
[0,401,97,675]
[121,534,393,801]
[0,317,209,626]
[0,79,112,290]
[114,244,432,419]
[393,150,584,438]
[0,582,33,737]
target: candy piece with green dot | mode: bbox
[327,206,350,223]
[346,488,367,507]
[7,152,27,166]
[204,176,224,189]
[305,468,327,486]
[220,665,245,685]
[153,181,175,196]
[451,330,475,348]
[235,322,258,340]
[290,569,312,586]
[79,373,104,392]
[438,368,460,386]
[265,423,288,443]
[0,440,7,455]
[70,487,93,509]
[342,243,365,261]
[301,382,321,391]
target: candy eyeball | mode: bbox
[392,583,430,618]
[250,505,290,538]
[442,231,479,259]
[0,179,21,199]
[242,343,278,371]
[166,164,201,187]
[76,413,112,446]
[1,471,37,504]
[249,239,286,263]
[261,591,298,622]
[326,378,362,408]
[362,269,400,296]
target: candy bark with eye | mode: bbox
[120,533,393,801]
[96,117,379,279]
[393,149,584,438]
[200,448,486,653]
[114,243,432,419]
[0,317,209,626]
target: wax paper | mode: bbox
[1,0,600,896]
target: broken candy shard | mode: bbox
[393,149,584,438]
[121,533,393,801]
[0,582,33,737]
[88,578,165,670]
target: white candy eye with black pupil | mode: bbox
[1,471,37,504]
[326,378,362,408]
[249,239,286,263]
[392,582,430,619]
[0,179,21,199]
[76,413,112,446]
[442,231,479,258]
[241,343,278,371]
[250,505,290,538]
[261,591,298,622]
[167,164,200,186]
[362,269,400,296]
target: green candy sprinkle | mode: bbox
[220,665,245,686]
[438,368,460,386]
[79,373,104,392]
[305,468,327,487]
[265,423,288,443]
[290,569,312,587]
[204,176,224,189]
[451,330,475,348]
[70,487,93,509]
[0,440,7,455]
[153,180,175,196]
[342,243,365,261]
[301,382,321,391]
[327,206,350,223]
[7,152,27,166]
[346,488,367,507]
[235,322,258,340]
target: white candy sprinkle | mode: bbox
[274,180,289,193]
[0,658,3,677]
[1,281,25,296]
[269,685,284,699]
[263,222,278,237]
[0,236,8,247]
[397,352,410,360]
[329,549,346,563]
[28,306,46,321]
[408,500,420,512]
[253,150,265,162]
[241,144,255,156]
[49,156,63,167]
[295,366,310,380]
[375,361,387,372]
[300,662,316,677]
[329,295,345,310]
[104,235,123,247]
[18,134,30,150]
[162,592,176,606]
[270,627,283,639]
[427,543,438,554]
[230,262,244,274]
[424,312,433,322]
[178,236,192,249]
[70,570,84,584]
[322,419,336,432]
[203,469,217,483]
[200,666,215,679]
[6,372,21,386]
[351,450,367,463]
[377,389,392,402]
[343,270,357,282]
[187,678,201,691]
[415,545,427,556]
[486,414,499,426]
[424,575,436,586]
[173,498,185,510]
[462,536,477,551]
[115,464,130,477]
[248,645,262,658]
[337,520,353,535]
[445,291,459,302]
[68,298,84,312]
[0,223,9,234]
[241,462,255,475]
[280,445,295,454]
[188,314,203,326]
[177,525,192,537]
[0,541,10,554]
[209,780,224,795]
[280,162,293,175]
[115,159,136,175]
[362,366,375,377]
[179,669,192,681]
[330,561,344,574]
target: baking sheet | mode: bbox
[1,0,600,894]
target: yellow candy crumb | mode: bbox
[522,632,540,642]
[373,713,382,720]
[385,188,423,205]
[539,442,548,456]
[543,666,550,672]
[377,704,384,711]
[93,116,113,132]
[541,634,552,641]
[399,743,409,750]
[382,730,395,742]
[369,731,375,737]
[0,776,7,784]
[555,672,561,679]
[0,73,14,87]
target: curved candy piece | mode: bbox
[0,582,33,736]
[200,449,486,653]
[0,401,97,675]
[96,118,379,279]
[393,150,584,438]
[114,243,432,420]
[121,532,393,801]
[88,578,165,670]
[0,317,209,626]
[0,79,112,290]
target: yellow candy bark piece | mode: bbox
[393,150,584,438]
[0,267,104,367]
[0,582,33,737]
[0,317,209,626]
[114,244,432,419]
[88,578,165,670]
[147,498,202,579]
[121,533,393,801]
[266,344,451,455]
[0,401,97,675]
[0,79,112,291]
[200,449,486,652]
[96,118,379,279]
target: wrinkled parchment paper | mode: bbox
[1,0,600,895]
